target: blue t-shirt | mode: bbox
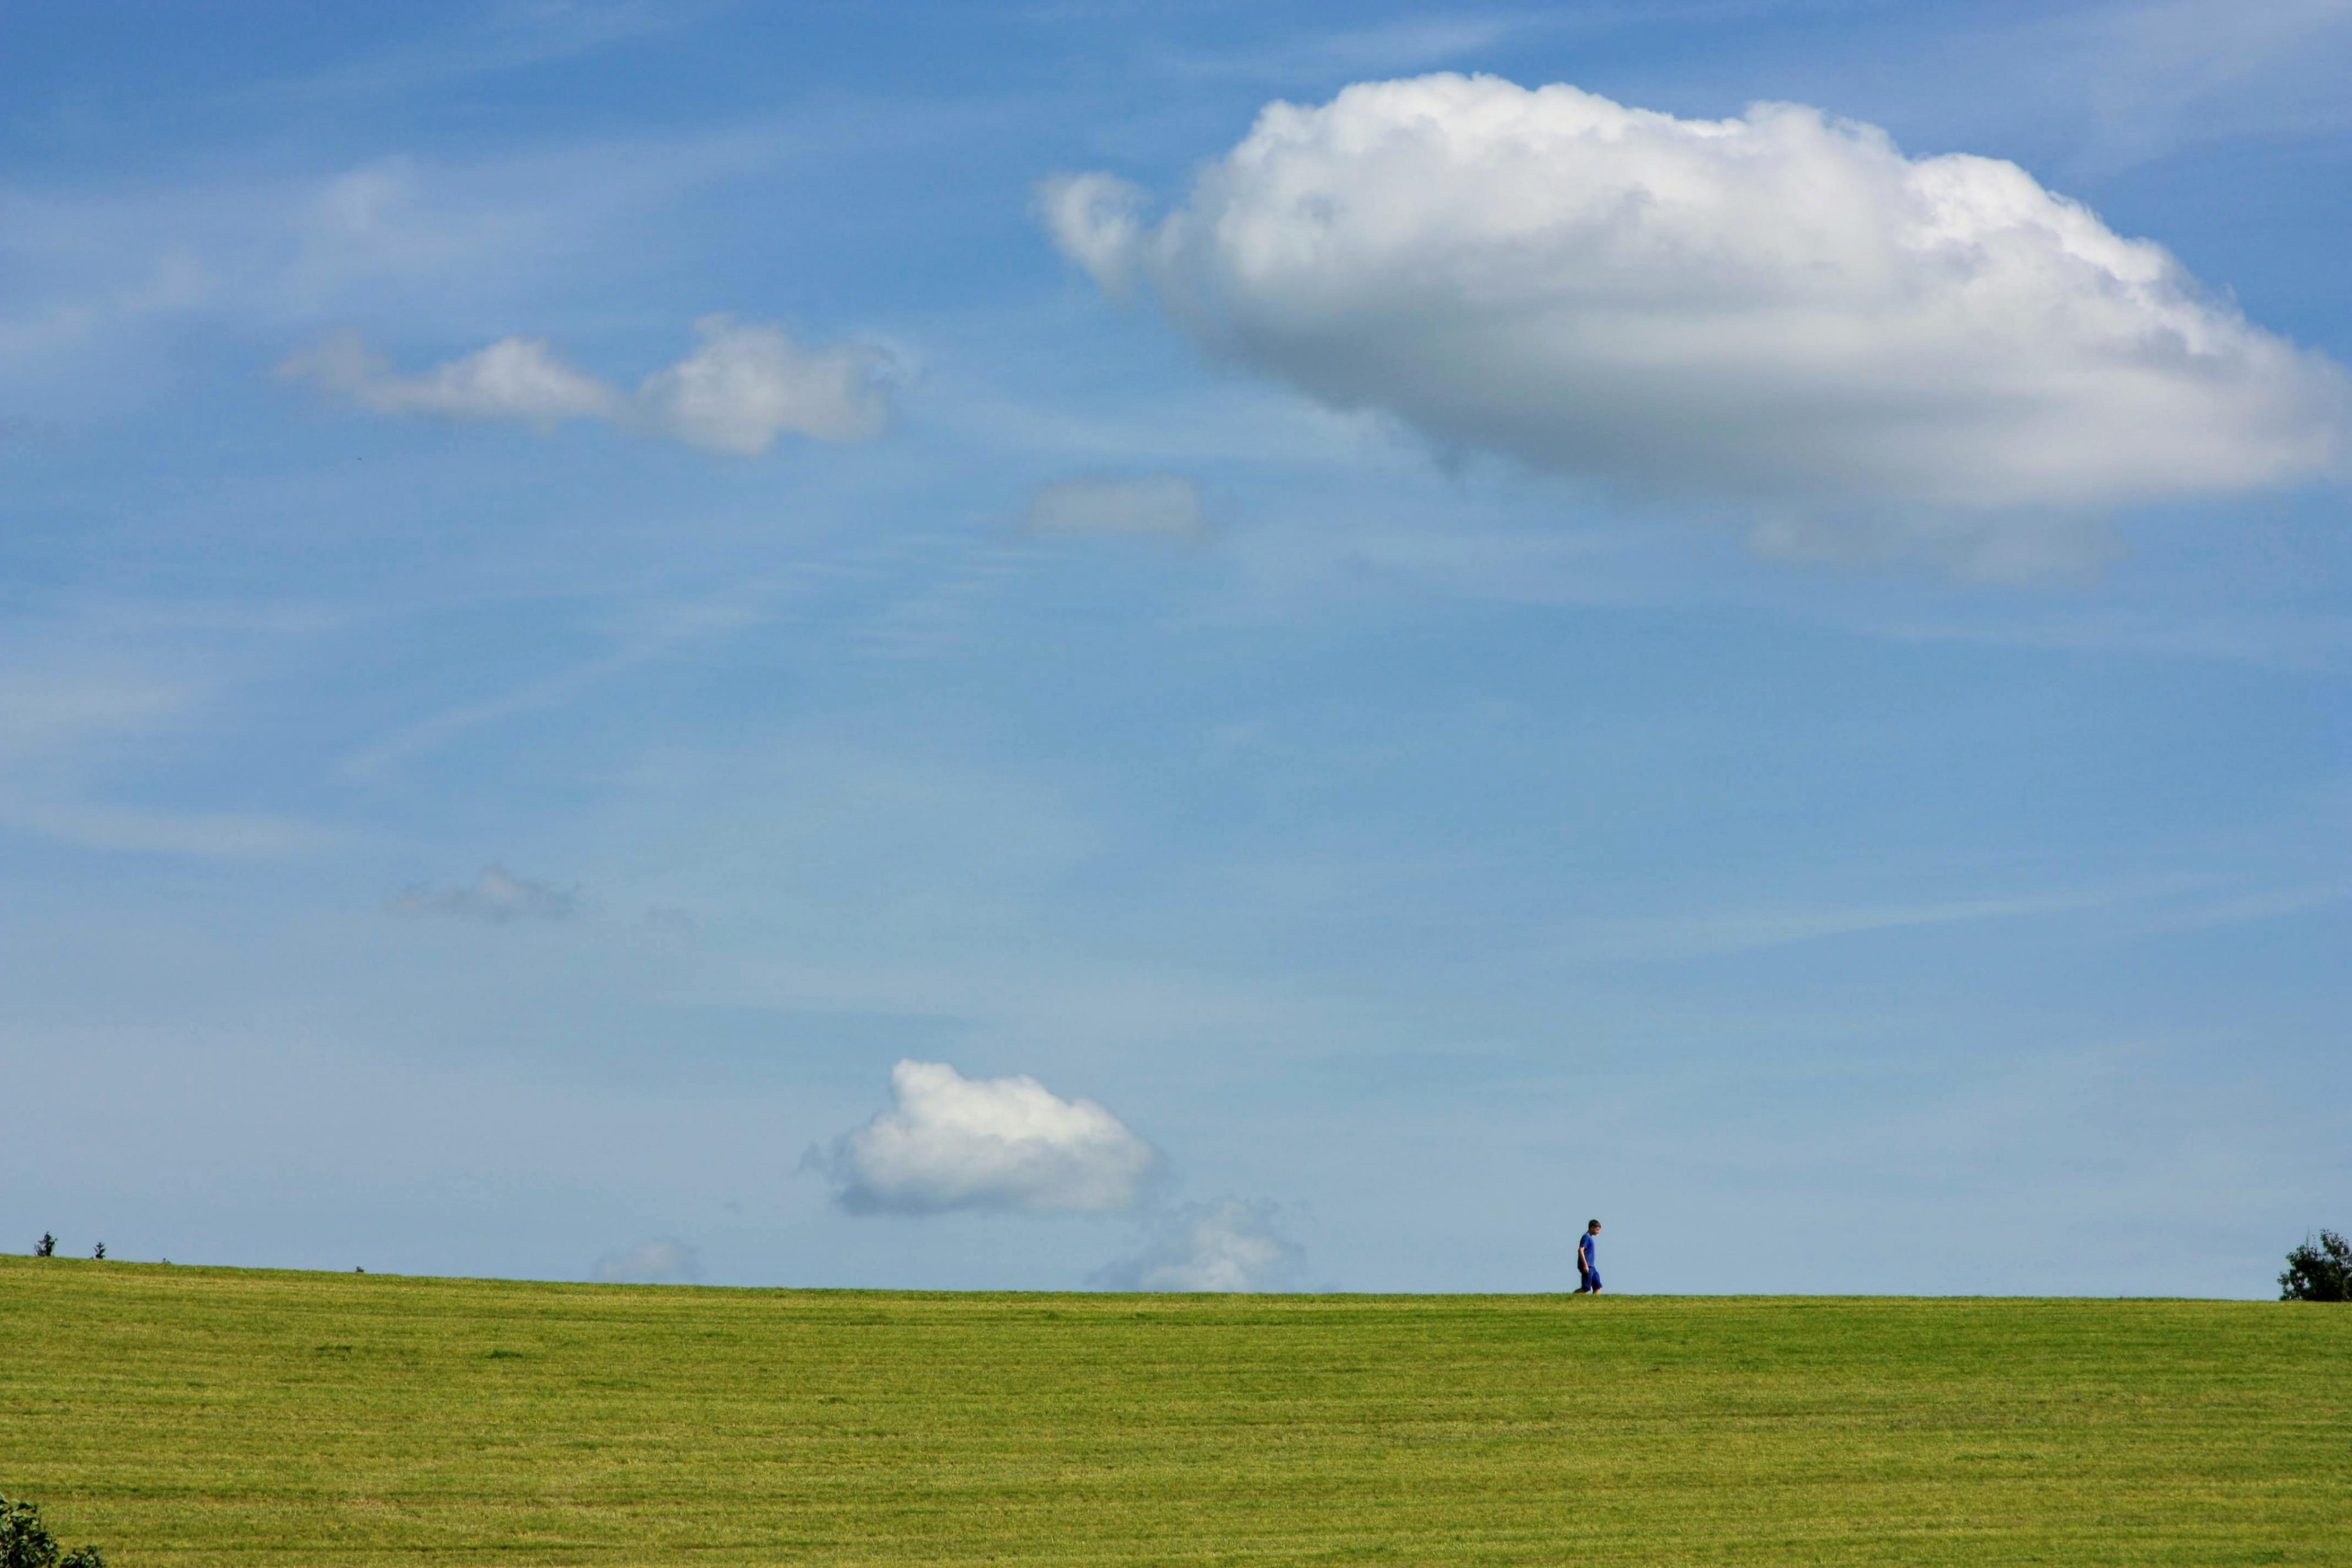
[1578,1232,1596,1268]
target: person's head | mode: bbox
[1587,1219,1601,1233]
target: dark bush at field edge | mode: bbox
[0,1493,105,1568]
[2279,1230,2352,1302]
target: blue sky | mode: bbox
[3,0,2346,1296]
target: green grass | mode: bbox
[5,1258,2348,1564]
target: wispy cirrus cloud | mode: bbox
[337,584,777,779]
[1551,881,2221,964]
[0,670,197,761]
[2047,0,2352,171]
[262,0,689,104]
[0,664,335,858]
[0,798,337,858]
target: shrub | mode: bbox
[0,1493,106,1568]
[33,1235,54,1259]
[2278,1230,2352,1302]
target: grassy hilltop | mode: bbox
[4,1257,2347,1565]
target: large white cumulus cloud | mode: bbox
[1042,74,2347,528]
[821,1059,1158,1214]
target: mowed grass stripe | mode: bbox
[5,1258,2347,1564]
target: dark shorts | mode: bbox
[1578,1265,1601,1292]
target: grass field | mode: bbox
[5,1257,2348,1565]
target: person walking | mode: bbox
[1576,1219,1602,1293]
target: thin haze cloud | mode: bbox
[593,1236,703,1283]
[1093,1199,1307,1291]
[388,865,582,923]
[1023,473,1208,540]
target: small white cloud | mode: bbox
[593,1236,701,1283]
[820,1059,1158,1214]
[1022,473,1207,539]
[632,315,891,454]
[1093,1199,1305,1292]
[282,317,891,455]
[1043,73,2350,569]
[279,329,618,423]
[1036,172,1150,299]
[388,864,580,922]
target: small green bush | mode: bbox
[0,1494,105,1568]
[2278,1230,2352,1302]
